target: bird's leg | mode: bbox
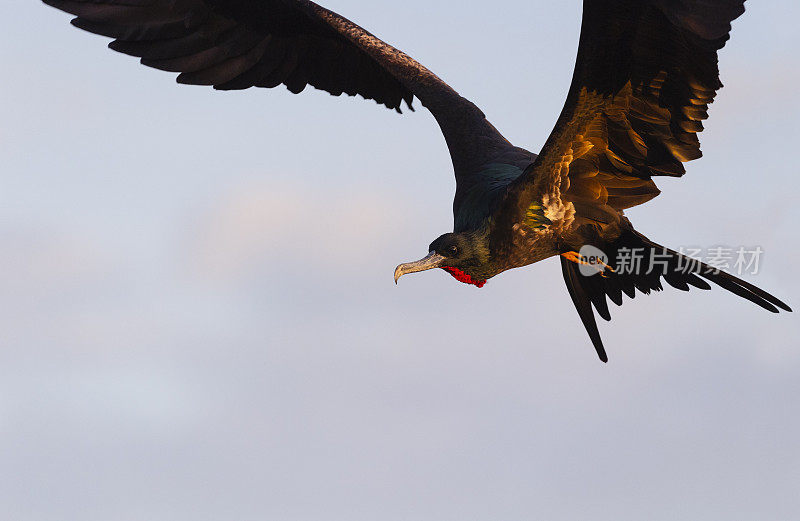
[561,251,581,264]
[561,251,616,277]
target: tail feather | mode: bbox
[561,229,792,362]
[641,238,792,313]
[561,257,608,363]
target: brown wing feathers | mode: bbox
[44,0,527,185]
[504,0,746,229]
[528,0,792,361]
[44,0,415,112]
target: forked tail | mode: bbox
[561,229,792,362]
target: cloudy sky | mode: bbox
[2,1,799,520]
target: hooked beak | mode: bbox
[394,252,446,284]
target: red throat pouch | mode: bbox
[441,266,486,288]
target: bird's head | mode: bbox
[394,231,492,288]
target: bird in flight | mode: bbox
[43,0,790,361]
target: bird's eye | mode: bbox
[448,245,459,256]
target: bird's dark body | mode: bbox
[42,0,791,361]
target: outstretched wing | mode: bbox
[488,0,787,361]
[42,0,526,191]
[497,0,746,228]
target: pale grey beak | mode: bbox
[394,252,446,284]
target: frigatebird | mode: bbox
[43,0,791,361]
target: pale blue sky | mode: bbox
[2,1,799,520]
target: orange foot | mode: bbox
[561,251,616,277]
